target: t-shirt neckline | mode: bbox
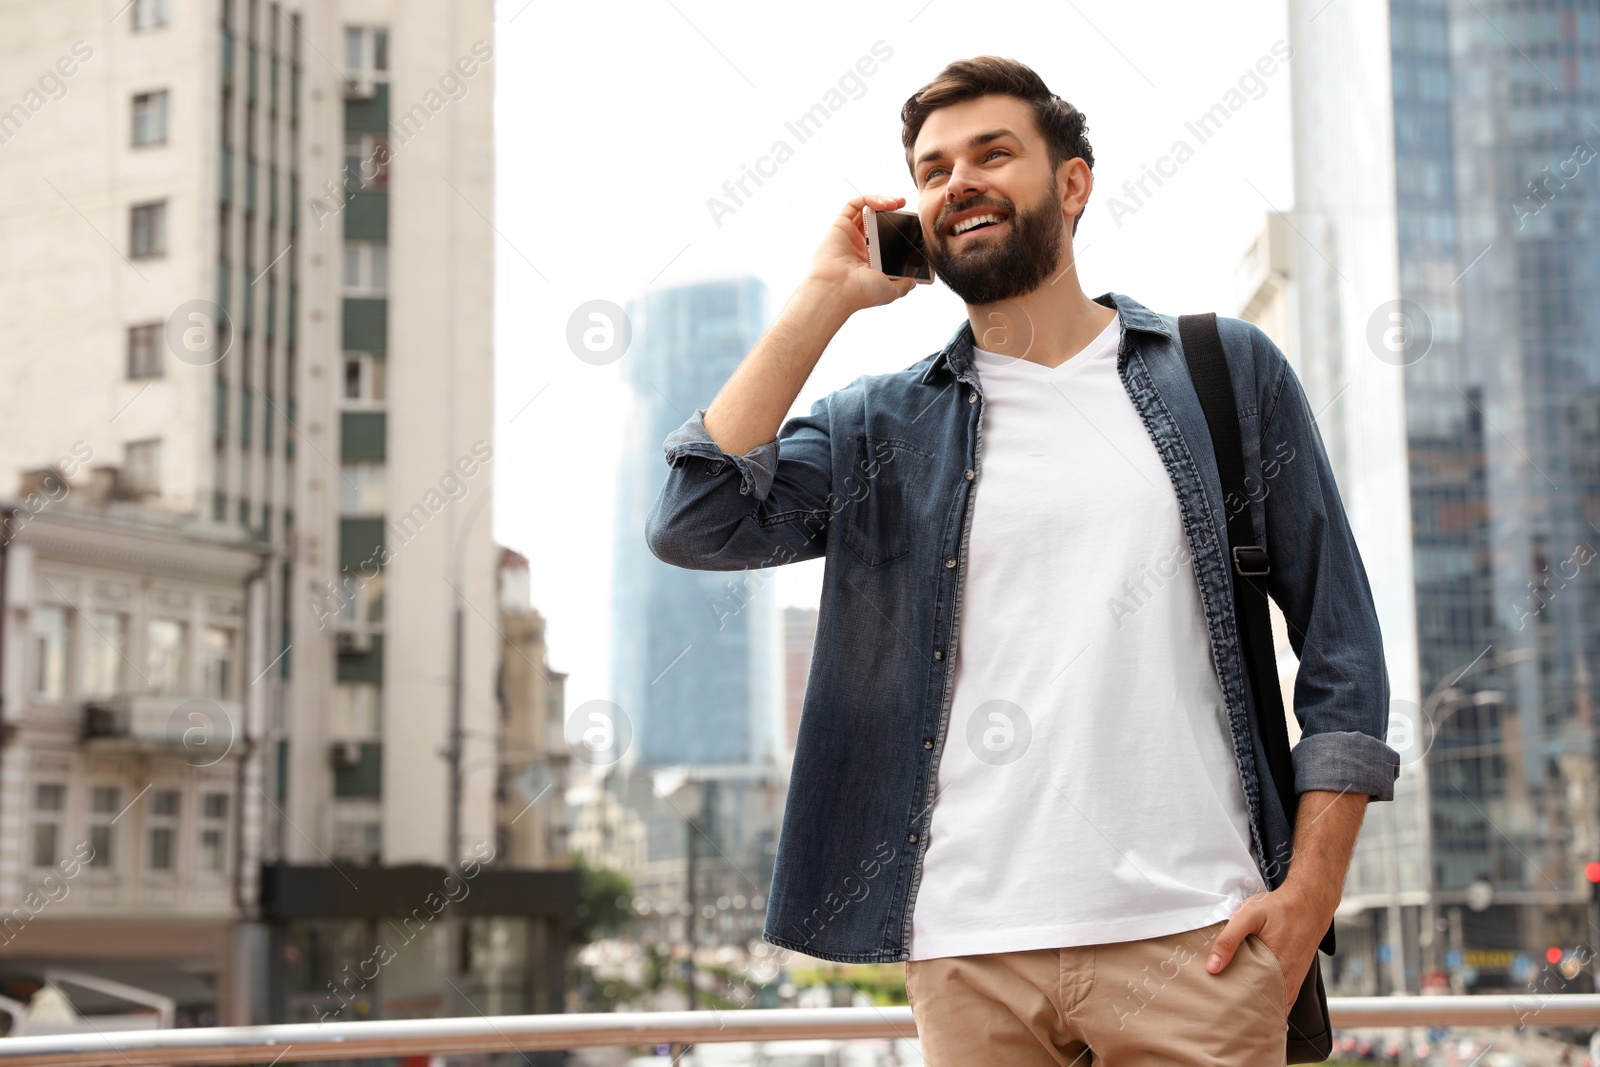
[972,311,1121,380]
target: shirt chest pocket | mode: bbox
[839,435,933,566]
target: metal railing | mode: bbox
[0,997,1598,1065]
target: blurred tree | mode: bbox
[569,854,634,945]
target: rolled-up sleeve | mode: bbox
[1253,330,1402,801]
[645,397,836,572]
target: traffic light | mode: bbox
[1587,861,1600,901]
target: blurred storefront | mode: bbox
[259,862,579,1025]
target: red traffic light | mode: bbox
[1546,946,1564,965]
[1587,861,1600,883]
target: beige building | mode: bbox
[0,0,575,1024]
[1235,211,1297,367]
[0,472,268,1026]
[1236,212,1306,733]
[495,547,570,869]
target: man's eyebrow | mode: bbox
[914,128,1019,171]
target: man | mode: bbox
[645,56,1398,1063]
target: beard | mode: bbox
[926,179,1068,306]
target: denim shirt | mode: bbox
[644,290,1401,964]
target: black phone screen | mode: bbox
[875,210,934,282]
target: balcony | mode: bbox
[81,694,242,759]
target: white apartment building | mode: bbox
[0,0,574,1025]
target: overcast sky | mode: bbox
[490,0,1296,715]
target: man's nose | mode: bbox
[946,162,986,203]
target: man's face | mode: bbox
[910,94,1069,306]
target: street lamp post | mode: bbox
[446,487,494,867]
[685,802,698,1012]
[652,769,707,1012]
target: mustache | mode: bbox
[938,199,1012,232]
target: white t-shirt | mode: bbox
[908,310,1266,961]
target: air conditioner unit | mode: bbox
[336,628,372,654]
[331,740,363,769]
[343,73,376,100]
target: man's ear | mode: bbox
[1058,157,1091,229]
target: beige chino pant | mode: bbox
[905,918,1291,1066]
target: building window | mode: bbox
[201,627,235,699]
[339,462,386,515]
[342,354,385,402]
[31,783,66,868]
[127,323,163,379]
[131,0,170,31]
[337,571,384,627]
[88,786,120,869]
[131,90,169,146]
[334,684,381,738]
[343,26,388,76]
[129,201,167,258]
[199,793,229,872]
[147,618,188,694]
[82,612,127,699]
[124,438,163,496]
[342,241,387,294]
[332,814,381,863]
[343,133,390,188]
[33,606,70,701]
[147,789,179,871]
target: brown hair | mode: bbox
[901,57,1094,233]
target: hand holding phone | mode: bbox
[803,195,924,318]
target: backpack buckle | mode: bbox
[1233,545,1271,577]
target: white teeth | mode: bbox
[952,213,1003,235]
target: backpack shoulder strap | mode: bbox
[1176,312,1335,957]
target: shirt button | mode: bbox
[739,482,750,495]
[963,469,975,480]
[944,557,956,569]
[967,392,978,404]
[922,739,933,749]
[907,832,919,844]
[933,649,944,660]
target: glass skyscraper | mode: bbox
[1292,0,1600,993]
[612,276,785,771]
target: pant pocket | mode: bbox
[1245,933,1289,1015]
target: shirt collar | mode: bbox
[919,291,1173,385]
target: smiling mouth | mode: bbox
[946,212,1009,240]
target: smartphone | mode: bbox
[863,206,934,285]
